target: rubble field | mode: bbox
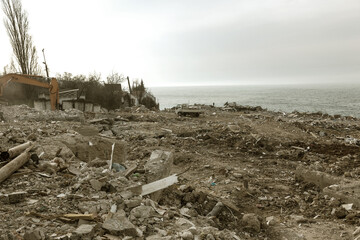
[1,104,360,240]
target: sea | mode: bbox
[150,84,360,118]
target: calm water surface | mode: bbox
[150,84,360,117]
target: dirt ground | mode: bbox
[0,104,360,240]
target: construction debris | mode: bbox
[0,104,360,239]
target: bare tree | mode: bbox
[2,0,41,75]
[106,71,125,84]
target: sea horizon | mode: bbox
[150,83,360,117]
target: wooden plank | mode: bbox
[141,174,178,196]
[62,213,96,220]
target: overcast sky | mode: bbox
[0,0,359,86]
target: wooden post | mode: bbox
[0,146,32,184]
[127,76,132,94]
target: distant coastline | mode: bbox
[150,84,360,117]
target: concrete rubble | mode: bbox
[0,104,360,239]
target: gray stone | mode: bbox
[119,190,133,199]
[188,227,198,235]
[130,205,155,219]
[73,224,96,239]
[124,197,142,209]
[23,229,46,240]
[102,212,138,237]
[242,213,261,233]
[90,179,105,191]
[175,218,195,230]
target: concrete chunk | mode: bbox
[23,229,46,240]
[89,179,105,191]
[144,150,174,201]
[73,224,96,239]
[102,213,138,237]
[324,181,360,207]
[295,166,340,189]
[129,205,155,220]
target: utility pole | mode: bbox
[127,76,132,94]
[42,49,49,79]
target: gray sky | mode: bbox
[0,0,359,86]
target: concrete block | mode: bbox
[34,100,46,111]
[93,105,101,113]
[62,101,74,110]
[102,212,138,237]
[45,101,51,110]
[84,103,93,112]
[75,102,85,112]
[144,150,173,201]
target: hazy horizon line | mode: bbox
[148,82,360,88]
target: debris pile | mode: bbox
[0,104,359,239]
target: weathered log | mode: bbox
[0,141,32,161]
[0,146,33,184]
[8,141,32,158]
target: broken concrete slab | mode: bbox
[73,224,96,239]
[129,205,156,220]
[323,181,360,208]
[60,135,126,163]
[124,197,142,209]
[295,166,341,189]
[102,212,138,237]
[145,150,174,183]
[175,218,195,231]
[90,179,105,191]
[143,150,174,201]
